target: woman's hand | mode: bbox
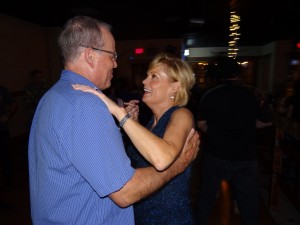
[124,100,139,122]
[72,84,141,123]
[72,84,121,116]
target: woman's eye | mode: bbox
[151,74,157,79]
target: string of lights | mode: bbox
[228,10,241,59]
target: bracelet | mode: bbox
[119,113,132,128]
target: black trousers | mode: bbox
[195,152,259,225]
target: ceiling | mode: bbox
[1,0,299,46]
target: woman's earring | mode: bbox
[170,95,175,99]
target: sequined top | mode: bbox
[126,106,194,225]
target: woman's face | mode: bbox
[142,65,178,108]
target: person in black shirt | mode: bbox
[286,80,300,123]
[195,57,273,225]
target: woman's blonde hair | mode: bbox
[148,53,195,106]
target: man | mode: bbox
[0,85,17,189]
[28,16,199,225]
[23,69,48,127]
[195,57,273,225]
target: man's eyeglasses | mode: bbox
[81,45,118,60]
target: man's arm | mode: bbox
[256,99,274,129]
[197,120,208,133]
[256,119,272,129]
[109,128,200,207]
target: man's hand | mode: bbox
[172,128,200,174]
[110,128,200,208]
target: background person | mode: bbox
[23,69,48,127]
[0,84,17,189]
[286,80,300,123]
[195,57,274,225]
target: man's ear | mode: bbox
[84,48,96,68]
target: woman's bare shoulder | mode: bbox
[171,107,194,124]
[174,107,193,116]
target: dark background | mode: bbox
[1,0,299,46]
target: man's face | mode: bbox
[92,27,118,90]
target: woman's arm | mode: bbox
[123,107,194,171]
[72,84,194,171]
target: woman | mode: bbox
[73,53,196,224]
